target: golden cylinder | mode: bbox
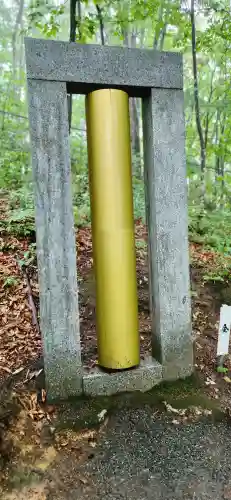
[86,88,139,369]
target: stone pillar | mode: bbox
[27,80,82,399]
[142,88,193,380]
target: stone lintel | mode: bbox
[25,38,183,97]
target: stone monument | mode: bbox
[25,38,193,400]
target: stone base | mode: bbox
[83,357,163,397]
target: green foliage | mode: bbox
[18,243,37,269]
[1,0,231,285]
[217,366,228,374]
[189,204,231,283]
[189,207,231,255]
[133,178,145,221]
[0,217,35,238]
[0,150,30,190]
[203,272,228,283]
[0,188,35,237]
[136,239,147,260]
[27,1,65,38]
[73,202,91,227]
[3,276,19,288]
[8,187,34,211]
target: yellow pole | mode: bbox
[86,89,139,370]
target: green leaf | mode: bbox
[216,366,228,373]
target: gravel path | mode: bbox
[49,406,231,500]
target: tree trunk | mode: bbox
[220,156,225,208]
[70,0,78,41]
[190,0,206,199]
[140,27,145,48]
[153,1,169,51]
[12,0,24,91]
[204,69,215,152]
[96,4,105,45]
[77,0,82,40]
[153,2,164,49]
[219,118,226,207]
[129,30,141,176]
[68,0,78,132]
[130,98,141,175]
[214,109,220,200]
[122,27,141,175]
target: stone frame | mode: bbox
[25,38,193,400]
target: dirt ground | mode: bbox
[1,203,231,498]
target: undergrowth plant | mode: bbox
[189,206,231,256]
[1,169,231,289]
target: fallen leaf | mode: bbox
[99,416,109,433]
[172,419,180,425]
[205,377,216,386]
[164,402,180,414]
[35,446,57,469]
[30,392,38,408]
[89,440,97,448]
[79,475,88,485]
[164,402,186,416]
[223,485,231,500]
[27,368,43,381]
[0,365,11,373]
[80,430,97,441]
[98,409,107,422]
[41,389,46,403]
[46,405,56,415]
[12,366,25,375]
[60,440,68,447]
[224,376,231,383]
[203,409,212,416]
[1,321,18,333]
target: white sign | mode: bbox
[217,305,231,357]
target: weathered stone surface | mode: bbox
[25,38,192,395]
[142,88,193,380]
[83,358,163,396]
[27,79,82,399]
[24,38,183,96]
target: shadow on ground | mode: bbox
[1,375,231,500]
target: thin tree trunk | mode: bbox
[159,23,167,51]
[68,0,78,132]
[204,69,215,151]
[1,79,12,131]
[153,2,169,51]
[214,109,220,199]
[77,0,82,39]
[219,118,226,207]
[130,29,141,176]
[96,4,105,45]
[220,157,225,207]
[140,27,145,48]
[18,30,24,82]
[12,0,24,90]
[159,3,170,51]
[130,98,141,174]
[190,0,206,197]
[70,0,77,42]
[153,2,163,49]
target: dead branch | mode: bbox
[18,264,40,335]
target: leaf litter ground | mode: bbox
[1,203,231,498]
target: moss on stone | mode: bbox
[54,373,224,431]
